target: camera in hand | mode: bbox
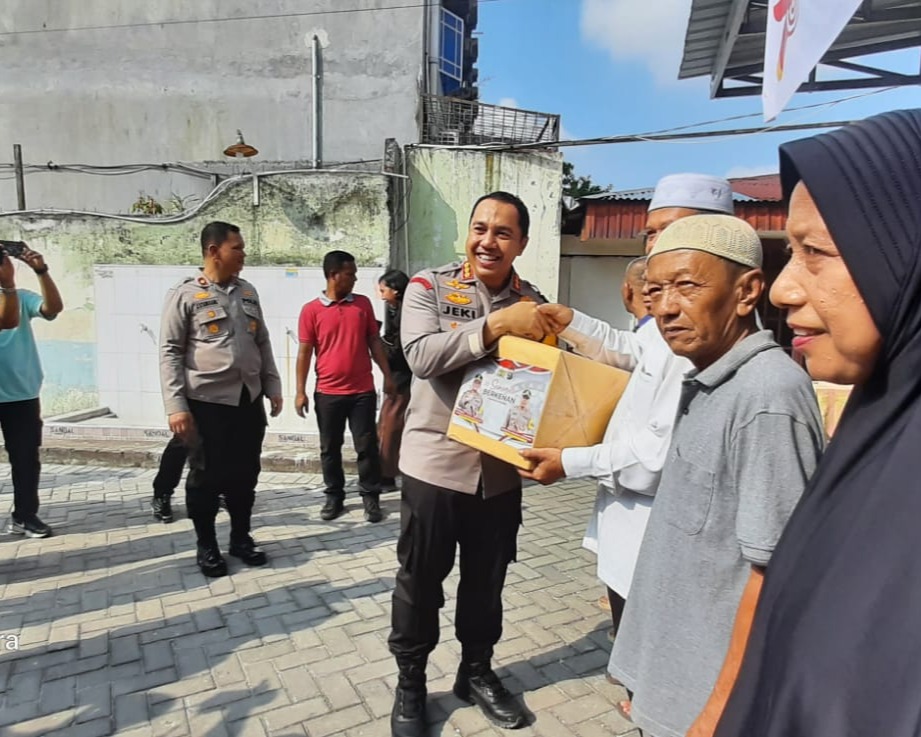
[0,240,26,260]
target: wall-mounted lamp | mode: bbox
[223,130,259,158]
[223,130,260,206]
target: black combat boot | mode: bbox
[151,496,174,523]
[453,660,526,729]
[391,659,427,737]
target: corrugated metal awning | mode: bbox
[579,199,788,240]
[680,0,921,98]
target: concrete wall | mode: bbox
[0,0,426,212]
[558,255,634,332]
[0,171,397,421]
[405,147,562,300]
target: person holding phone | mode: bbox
[0,242,64,538]
[0,248,20,330]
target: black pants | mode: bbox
[0,398,42,520]
[607,587,627,634]
[388,474,522,663]
[314,391,380,497]
[186,390,266,548]
[153,434,188,499]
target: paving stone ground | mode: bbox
[0,462,638,737]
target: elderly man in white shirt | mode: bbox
[521,173,736,656]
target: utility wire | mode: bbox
[628,86,899,137]
[0,168,405,221]
[426,118,855,154]
[0,0,504,37]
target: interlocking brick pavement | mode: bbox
[0,463,639,737]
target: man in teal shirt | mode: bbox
[0,245,64,538]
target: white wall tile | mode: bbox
[139,356,161,394]
[117,353,142,393]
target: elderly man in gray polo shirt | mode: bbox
[607,214,824,737]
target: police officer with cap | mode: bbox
[389,192,548,736]
[160,221,282,577]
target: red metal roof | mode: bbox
[579,173,786,240]
[728,174,782,202]
[580,198,786,241]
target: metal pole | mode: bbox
[13,144,25,210]
[312,35,322,169]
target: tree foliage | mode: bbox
[562,161,611,199]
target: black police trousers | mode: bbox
[186,389,266,548]
[152,434,187,498]
[388,474,522,664]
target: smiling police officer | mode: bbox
[389,192,548,737]
[160,221,283,578]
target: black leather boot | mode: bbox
[391,660,427,737]
[196,544,227,578]
[453,661,526,729]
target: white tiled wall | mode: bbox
[93,265,388,432]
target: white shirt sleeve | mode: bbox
[560,329,687,497]
[559,310,644,371]
[561,423,670,495]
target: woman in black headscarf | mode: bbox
[712,109,921,737]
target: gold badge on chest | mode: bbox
[444,292,472,306]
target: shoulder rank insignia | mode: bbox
[195,292,210,299]
[518,296,534,303]
[409,276,433,290]
[461,261,474,281]
[243,290,254,297]
[444,278,470,290]
[445,292,472,306]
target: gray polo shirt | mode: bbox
[609,331,824,737]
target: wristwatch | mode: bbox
[34,266,49,276]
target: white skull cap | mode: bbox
[648,173,734,214]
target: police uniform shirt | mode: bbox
[160,270,282,415]
[399,260,546,497]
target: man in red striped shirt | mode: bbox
[296,250,395,523]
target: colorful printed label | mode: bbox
[451,357,552,449]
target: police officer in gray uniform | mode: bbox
[160,221,283,577]
[389,192,549,737]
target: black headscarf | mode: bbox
[715,109,921,737]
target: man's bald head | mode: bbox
[622,256,648,321]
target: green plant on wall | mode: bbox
[167,192,199,214]
[130,193,164,216]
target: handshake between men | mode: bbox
[484,301,574,344]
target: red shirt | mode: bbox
[298,293,377,395]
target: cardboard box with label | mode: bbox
[448,336,631,470]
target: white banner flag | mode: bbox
[762,0,862,121]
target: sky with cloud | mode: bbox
[477,0,921,189]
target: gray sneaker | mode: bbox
[8,515,52,538]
